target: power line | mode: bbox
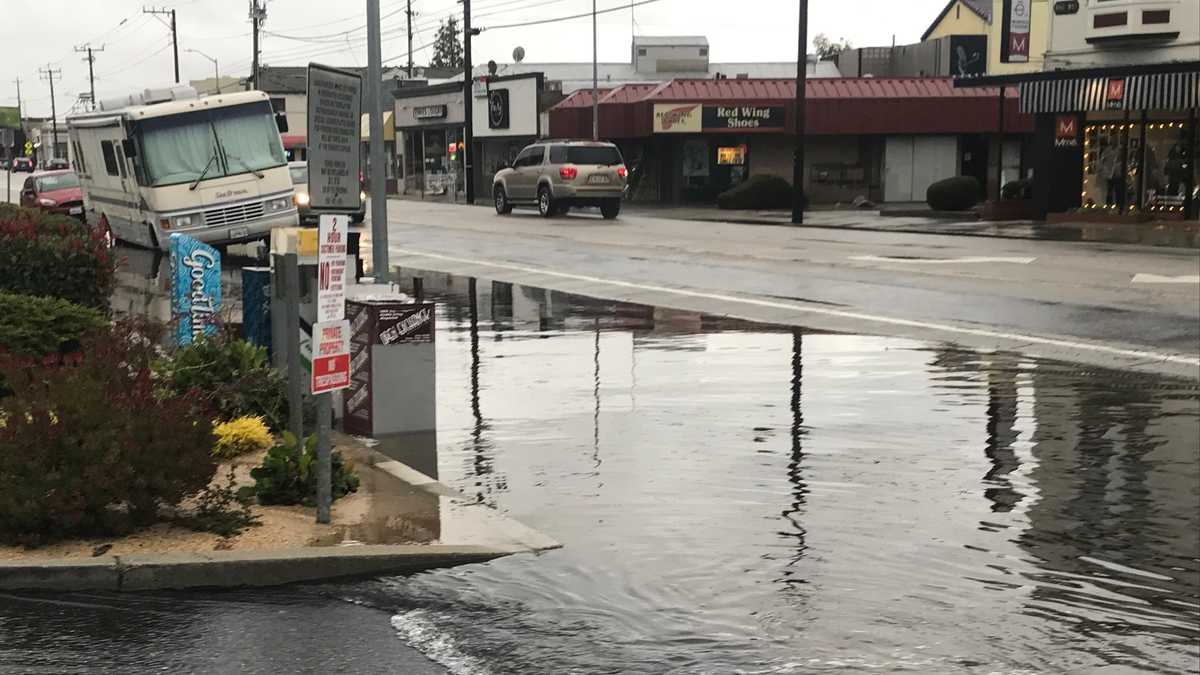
[75,44,106,111]
[143,6,181,83]
[482,0,662,30]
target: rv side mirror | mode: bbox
[122,139,138,158]
[275,112,289,133]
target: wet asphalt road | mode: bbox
[377,200,1200,377]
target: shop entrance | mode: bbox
[679,138,749,202]
[1081,117,1196,217]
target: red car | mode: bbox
[20,170,85,219]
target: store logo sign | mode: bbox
[653,104,701,133]
[1002,0,1031,63]
[1055,115,1078,147]
[488,89,510,129]
[1106,78,1126,107]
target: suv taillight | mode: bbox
[559,166,578,180]
[617,166,627,179]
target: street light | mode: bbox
[186,48,220,94]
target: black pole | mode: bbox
[251,1,260,90]
[996,85,1005,200]
[791,0,808,225]
[463,0,476,204]
[406,0,414,78]
[171,10,179,84]
[1186,110,1196,220]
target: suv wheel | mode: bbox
[600,199,621,220]
[538,186,555,218]
[494,185,513,215]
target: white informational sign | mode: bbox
[311,319,351,395]
[307,63,363,212]
[317,214,348,324]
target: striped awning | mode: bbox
[1018,70,1200,114]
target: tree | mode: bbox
[430,17,464,70]
[813,34,852,60]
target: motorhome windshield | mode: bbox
[138,101,285,187]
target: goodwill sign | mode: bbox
[169,233,222,345]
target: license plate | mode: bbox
[69,207,83,215]
[587,175,611,185]
[229,226,249,239]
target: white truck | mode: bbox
[67,86,298,250]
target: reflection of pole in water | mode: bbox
[592,318,602,472]
[984,359,1024,512]
[468,278,495,501]
[778,331,809,587]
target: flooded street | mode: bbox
[2,259,1197,674]
[358,272,1200,673]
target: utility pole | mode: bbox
[76,44,105,111]
[791,0,808,225]
[38,66,62,162]
[406,0,415,78]
[367,0,390,281]
[249,0,266,90]
[463,0,478,204]
[592,0,599,140]
[143,6,180,83]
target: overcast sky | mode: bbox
[4,0,947,118]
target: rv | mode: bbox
[67,86,297,250]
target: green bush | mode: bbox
[1001,179,1033,201]
[157,335,292,433]
[0,292,107,358]
[716,175,797,210]
[251,432,360,507]
[0,204,117,310]
[926,176,983,211]
[0,319,217,545]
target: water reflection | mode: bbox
[377,269,1198,674]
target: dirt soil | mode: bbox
[0,439,440,562]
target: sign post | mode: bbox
[306,64,361,523]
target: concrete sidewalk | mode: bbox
[385,194,1199,249]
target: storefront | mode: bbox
[394,83,467,198]
[963,62,1199,220]
[550,77,1031,205]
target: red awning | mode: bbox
[281,133,307,149]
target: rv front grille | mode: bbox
[204,200,265,227]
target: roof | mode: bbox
[601,83,659,104]
[458,60,840,93]
[921,0,992,41]
[553,89,614,109]
[256,65,404,100]
[69,91,271,123]
[633,36,710,47]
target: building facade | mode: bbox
[962,0,1199,220]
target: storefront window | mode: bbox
[1142,120,1190,215]
[1082,122,1135,212]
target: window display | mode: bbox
[1141,120,1191,215]
[1082,123,1135,212]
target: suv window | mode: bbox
[563,146,623,166]
[519,146,545,167]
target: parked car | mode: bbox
[10,157,34,173]
[44,158,70,171]
[492,140,627,219]
[289,161,366,225]
[19,170,84,219]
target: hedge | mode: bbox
[0,292,107,359]
[0,204,117,310]
[926,176,983,211]
[717,175,797,210]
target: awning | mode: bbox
[281,133,306,149]
[1019,71,1200,114]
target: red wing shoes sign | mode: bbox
[1002,0,1032,63]
[653,104,702,133]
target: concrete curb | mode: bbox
[0,545,521,592]
[0,452,560,592]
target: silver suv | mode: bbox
[493,140,627,219]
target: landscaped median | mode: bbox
[0,204,557,591]
[0,434,560,591]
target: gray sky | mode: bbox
[4,0,946,118]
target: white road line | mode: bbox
[390,247,1200,368]
[850,255,1037,264]
[1132,273,1200,285]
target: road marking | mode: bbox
[1132,273,1200,285]
[850,255,1037,264]
[390,247,1200,368]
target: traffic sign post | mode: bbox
[312,214,352,523]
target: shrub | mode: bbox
[1001,179,1033,201]
[0,204,117,310]
[174,468,261,539]
[251,432,360,507]
[213,416,274,459]
[157,335,291,432]
[0,319,217,545]
[717,175,796,210]
[0,292,107,358]
[926,176,983,211]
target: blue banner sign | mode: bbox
[169,233,222,345]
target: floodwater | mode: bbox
[2,262,1198,674]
